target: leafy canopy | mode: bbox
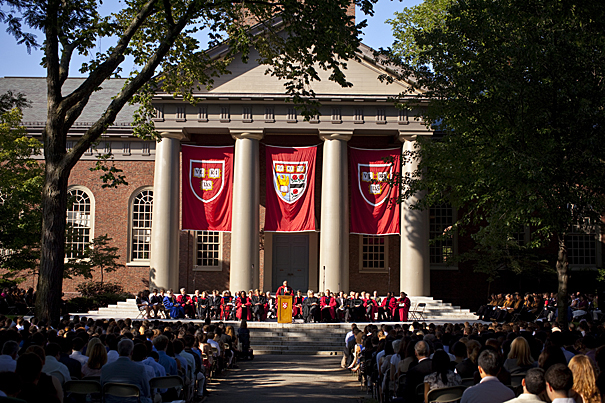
[0,98,43,277]
[389,0,605,276]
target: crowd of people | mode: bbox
[0,286,35,316]
[344,318,605,403]
[0,314,252,402]
[135,281,414,323]
[476,292,600,323]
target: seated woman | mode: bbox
[293,290,304,320]
[265,291,276,319]
[236,291,252,321]
[320,291,337,322]
[163,290,185,319]
[503,337,537,374]
[220,291,235,320]
[364,291,378,322]
[423,349,462,403]
[82,342,107,377]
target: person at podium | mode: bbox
[276,280,294,297]
[303,290,320,323]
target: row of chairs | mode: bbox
[63,376,185,403]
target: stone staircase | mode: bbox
[79,296,478,355]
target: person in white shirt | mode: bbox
[0,341,19,372]
[504,368,546,403]
[544,363,576,403]
[42,342,71,385]
[69,337,88,365]
[461,349,515,403]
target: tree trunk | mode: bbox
[36,159,70,324]
[556,235,569,329]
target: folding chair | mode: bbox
[83,376,101,382]
[460,378,475,387]
[510,373,525,387]
[408,303,419,320]
[410,303,427,322]
[102,382,140,403]
[426,385,467,403]
[63,380,102,402]
[149,375,184,402]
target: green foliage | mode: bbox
[76,281,124,297]
[67,281,133,313]
[388,0,452,66]
[89,152,128,188]
[64,234,125,284]
[0,103,43,277]
[388,0,605,300]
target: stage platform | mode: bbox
[74,300,481,354]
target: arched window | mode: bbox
[66,187,94,258]
[131,189,153,261]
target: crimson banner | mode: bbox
[265,145,317,232]
[349,147,401,235]
[182,145,233,231]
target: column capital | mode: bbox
[230,130,264,141]
[398,129,432,143]
[160,130,189,141]
[318,130,353,142]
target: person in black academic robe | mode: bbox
[251,289,266,321]
[303,291,320,323]
[194,290,208,320]
[210,290,221,320]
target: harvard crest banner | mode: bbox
[349,147,401,235]
[182,145,234,231]
[265,145,317,232]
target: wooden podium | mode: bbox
[277,295,293,323]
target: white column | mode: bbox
[150,132,183,291]
[319,131,352,293]
[230,130,263,292]
[399,134,430,296]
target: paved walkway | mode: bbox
[206,355,369,403]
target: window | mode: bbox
[131,189,153,261]
[360,235,388,272]
[566,220,598,267]
[429,204,454,265]
[194,231,222,271]
[66,187,94,258]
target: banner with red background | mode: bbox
[265,145,317,232]
[349,147,401,235]
[182,145,234,231]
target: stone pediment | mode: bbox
[158,44,418,99]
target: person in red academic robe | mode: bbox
[276,281,294,297]
[320,289,337,322]
[220,291,235,320]
[363,292,378,322]
[397,291,411,322]
[236,291,253,320]
[176,288,196,318]
[378,292,393,321]
[292,290,304,319]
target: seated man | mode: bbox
[303,290,320,323]
[176,288,195,318]
[101,339,152,403]
[461,348,515,403]
[136,291,152,318]
[504,367,546,403]
[544,364,575,403]
[210,290,221,320]
[163,290,185,319]
[320,290,337,322]
[194,290,208,320]
[149,288,166,318]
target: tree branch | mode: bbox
[64,0,199,170]
[162,0,175,28]
[58,0,157,118]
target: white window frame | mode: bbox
[128,187,153,265]
[193,230,223,271]
[566,221,601,270]
[65,186,95,259]
[429,203,458,270]
[359,235,389,273]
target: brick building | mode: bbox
[1,42,602,310]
